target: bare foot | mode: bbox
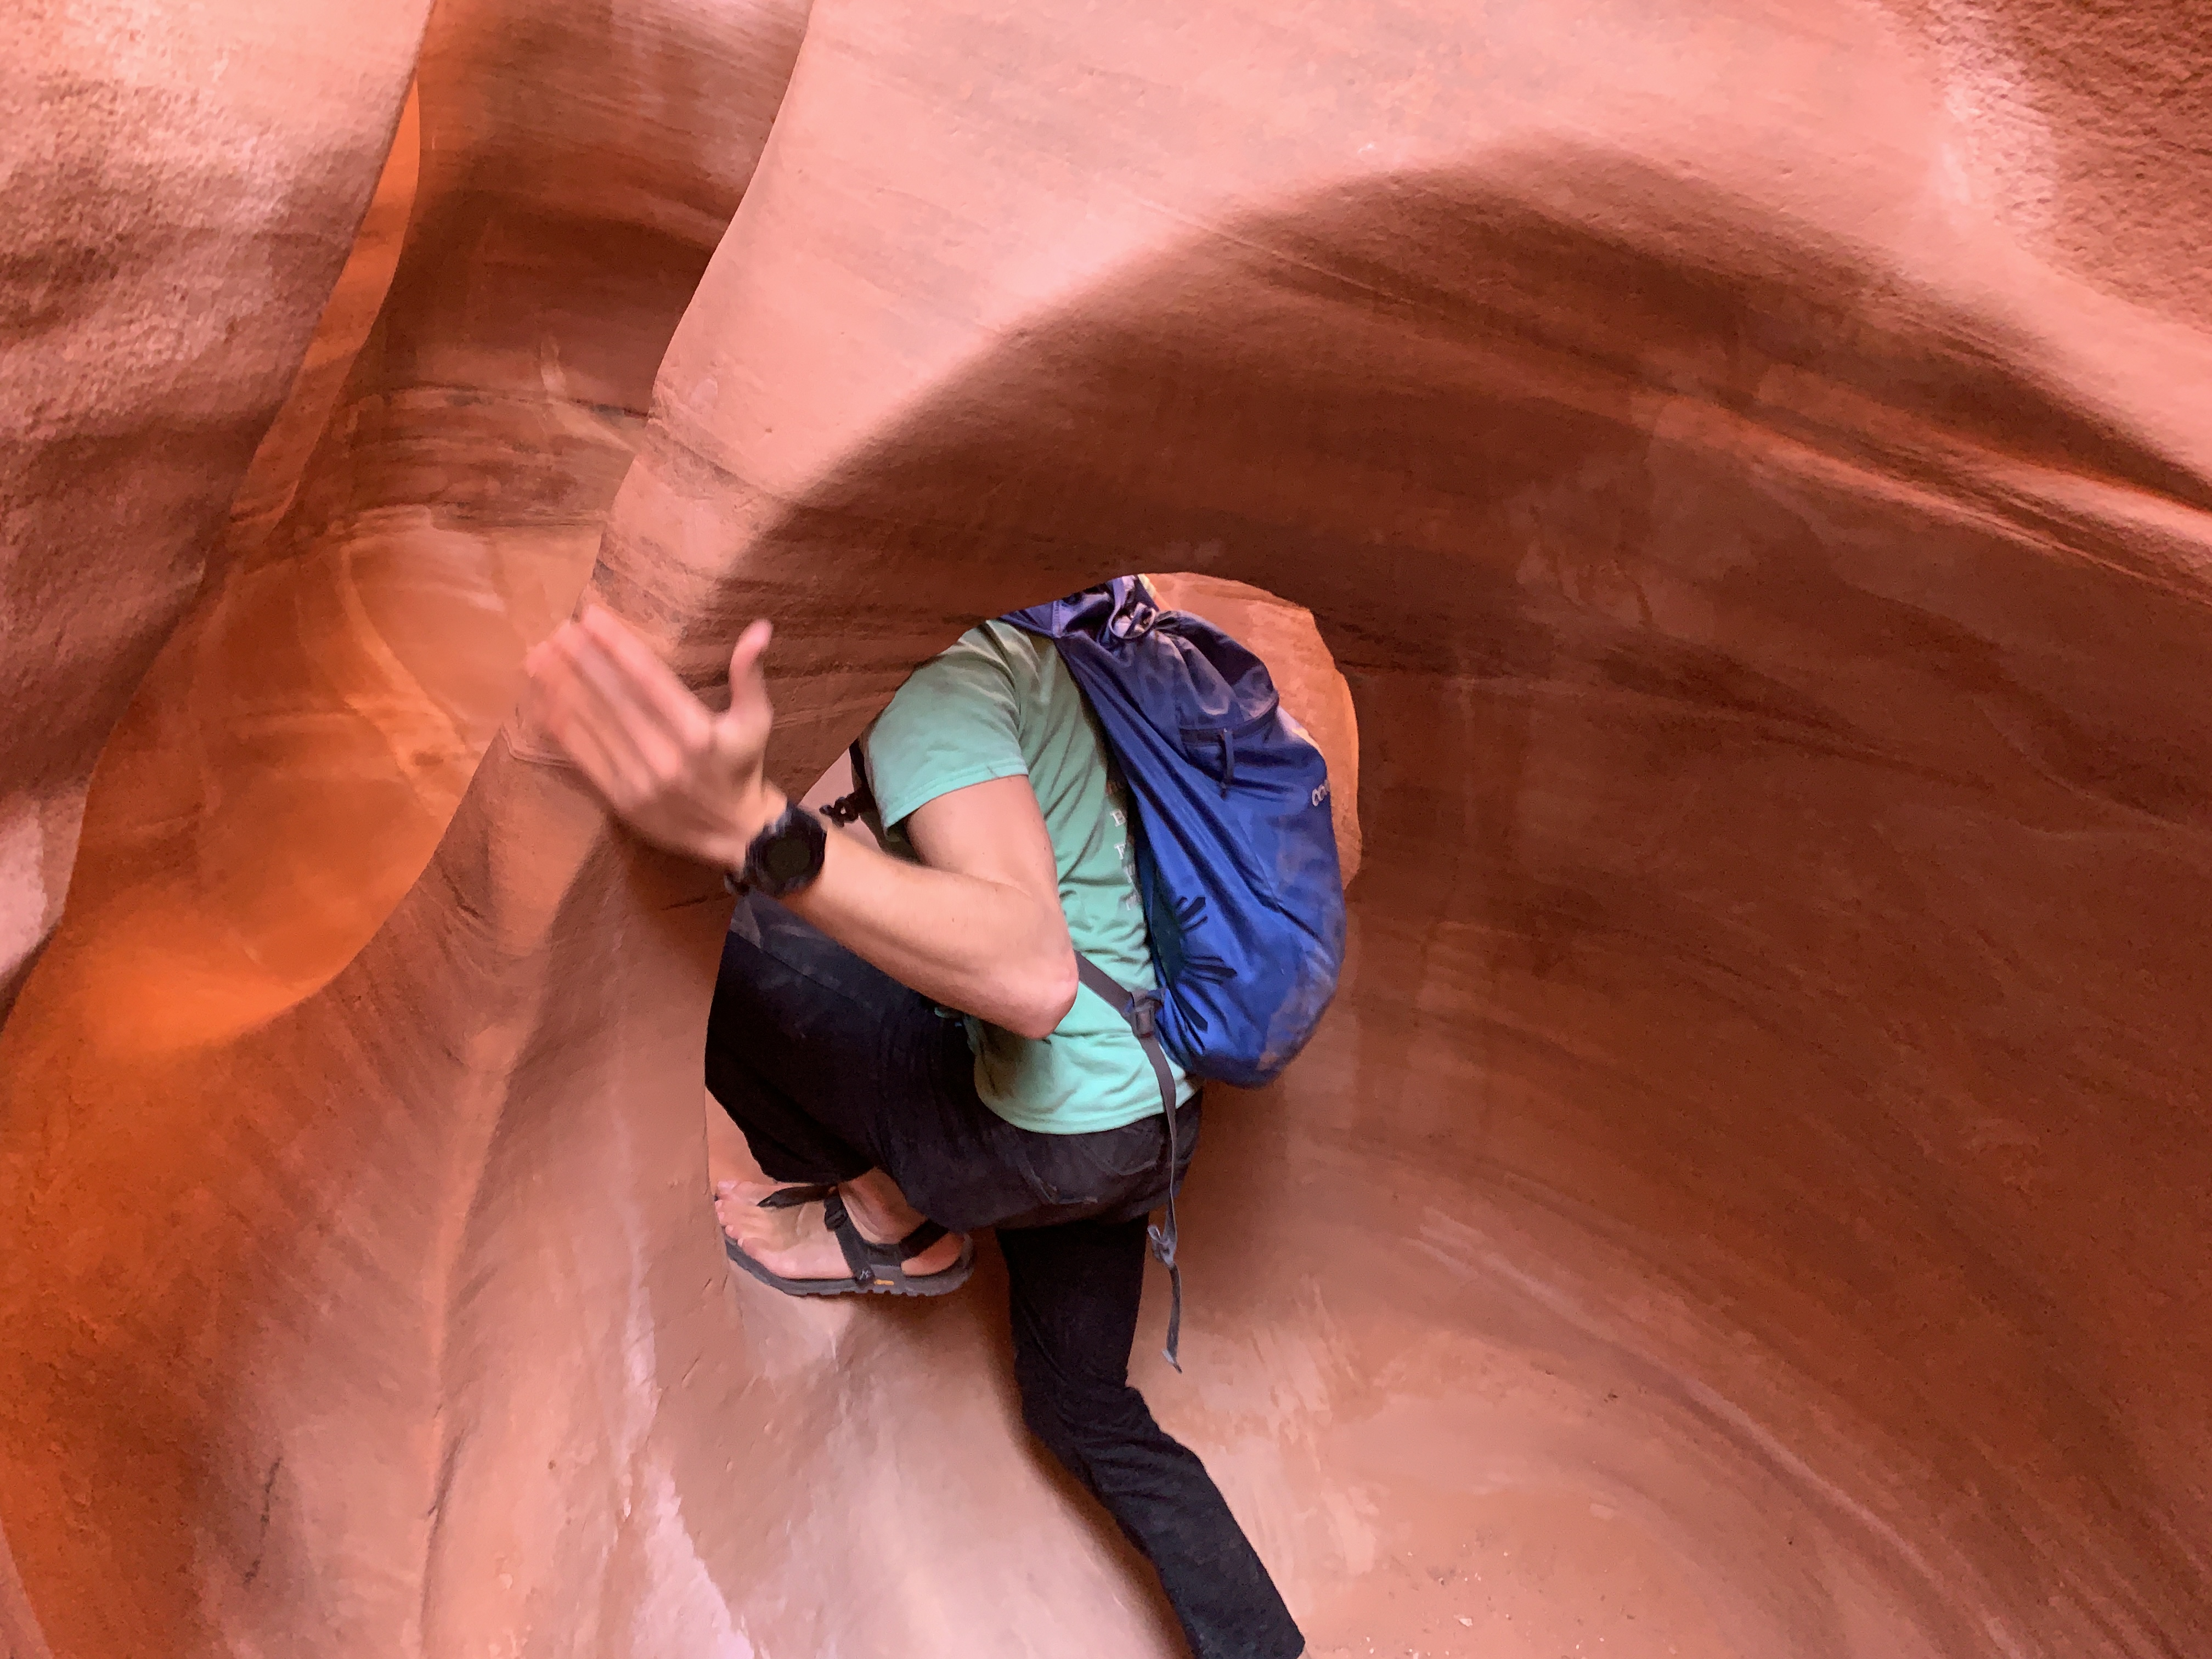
[714,1170,967,1285]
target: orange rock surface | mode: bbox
[3,2,2209,1656]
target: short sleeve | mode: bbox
[864,627,1031,829]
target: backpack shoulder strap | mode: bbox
[822,739,874,826]
[1073,953,1188,1372]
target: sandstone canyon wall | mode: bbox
[1,0,433,1015]
[3,3,2209,1658]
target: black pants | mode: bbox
[707,895,1304,1659]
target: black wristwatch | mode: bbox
[728,801,828,898]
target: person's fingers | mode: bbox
[532,654,659,805]
[720,618,775,738]
[521,640,591,757]
[729,617,772,675]
[532,610,776,826]
[537,637,679,799]
[551,711,645,807]
[551,627,692,782]
[535,686,635,799]
[558,620,678,743]
[579,605,716,751]
[521,639,562,706]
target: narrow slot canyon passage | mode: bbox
[4,3,2210,1658]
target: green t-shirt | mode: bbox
[864,620,1194,1135]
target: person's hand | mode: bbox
[522,604,785,869]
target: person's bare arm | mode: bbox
[522,605,1078,1039]
[779,777,1077,1036]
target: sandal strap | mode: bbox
[821,1192,950,1286]
[895,1217,949,1256]
[821,1192,871,1284]
[757,1183,836,1211]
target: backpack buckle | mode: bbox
[1129,992,1160,1040]
[1108,594,1158,642]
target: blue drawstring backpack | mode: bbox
[1002,577,1345,1366]
[1000,577,1345,1083]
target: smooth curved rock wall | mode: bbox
[2,0,804,1651]
[0,0,432,1015]
[4,2,2208,1656]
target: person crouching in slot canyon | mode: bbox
[523,590,1325,1659]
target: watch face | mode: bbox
[763,836,814,882]
[747,808,826,896]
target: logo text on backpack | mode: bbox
[1311,781,1330,806]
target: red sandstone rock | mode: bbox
[4,2,2211,1657]
[0,0,432,1016]
[1,0,804,1651]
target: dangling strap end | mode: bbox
[1146,1220,1177,1271]
[1161,1261,1185,1372]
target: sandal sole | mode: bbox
[724,1233,975,1299]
